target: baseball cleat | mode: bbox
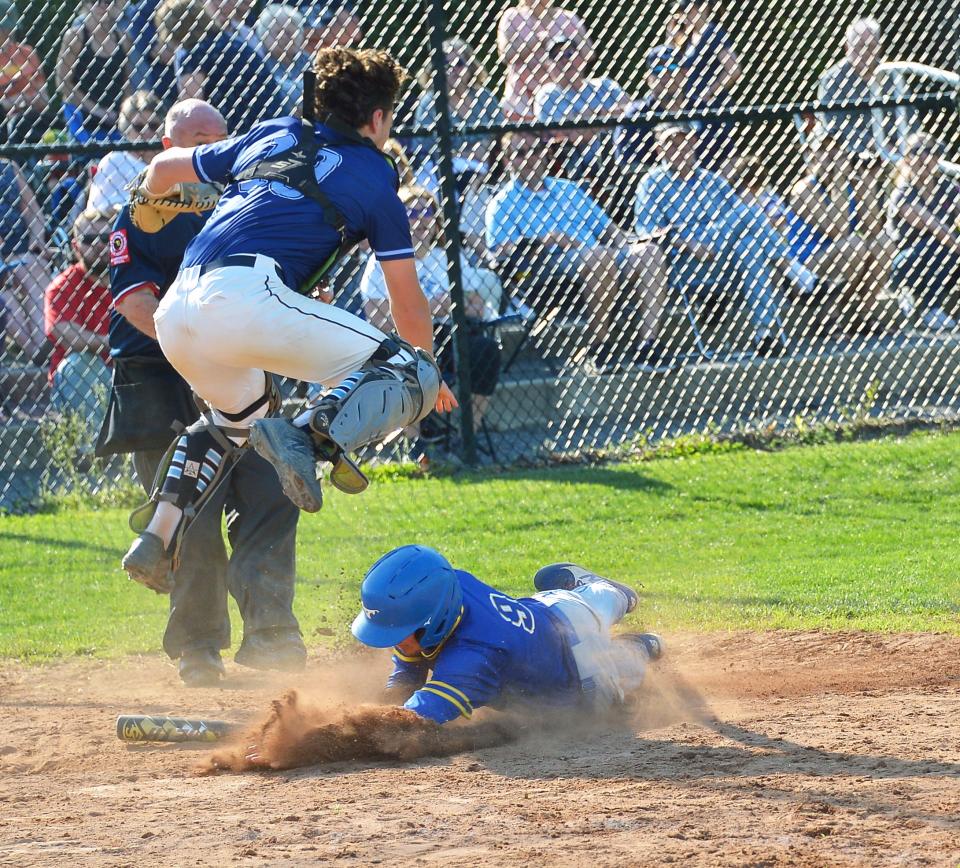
[122,531,173,593]
[234,628,307,673]
[533,562,640,613]
[179,647,226,687]
[614,632,665,662]
[249,418,324,512]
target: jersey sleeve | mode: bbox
[403,643,505,724]
[366,186,414,262]
[109,208,165,305]
[191,132,249,185]
[386,653,429,692]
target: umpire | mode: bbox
[95,99,306,686]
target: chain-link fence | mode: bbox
[0,0,958,510]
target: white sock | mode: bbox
[786,259,817,294]
[146,501,182,549]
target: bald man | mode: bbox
[96,100,307,686]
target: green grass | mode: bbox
[2,430,960,659]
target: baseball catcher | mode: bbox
[122,48,457,590]
[351,546,664,724]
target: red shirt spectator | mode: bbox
[43,261,112,383]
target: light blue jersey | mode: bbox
[184,116,414,290]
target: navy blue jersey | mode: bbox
[386,571,580,724]
[108,206,208,358]
[185,117,413,290]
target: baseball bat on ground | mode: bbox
[116,714,234,742]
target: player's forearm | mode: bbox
[116,290,160,339]
[390,294,435,354]
[144,149,200,195]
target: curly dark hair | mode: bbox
[312,48,407,129]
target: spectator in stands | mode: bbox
[616,44,688,170]
[202,0,264,56]
[87,91,163,212]
[887,134,960,331]
[123,0,178,105]
[786,132,889,335]
[673,0,742,172]
[0,1,50,144]
[497,0,589,121]
[360,184,502,448]
[534,35,632,181]
[255,5,310,115]
[293,0,362,54]
[157,0,285,133]
[55,0,131,143]
[817,17,913,157]
[634,124,818,355]
[488,131,667,368]
[43,208,115,432]
[412,38,502,256]
[0,158,53,364]
[415,38,502,177]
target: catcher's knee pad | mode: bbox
[305,337,441,454]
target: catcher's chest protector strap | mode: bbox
[225,115,399,285]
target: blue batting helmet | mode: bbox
[351,545,463,649]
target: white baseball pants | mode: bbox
[535,581,647,706]
[154,255,388,429]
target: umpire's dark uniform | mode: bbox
[96,207,302,680]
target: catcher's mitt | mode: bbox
[128,172,222,233]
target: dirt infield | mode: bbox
[1,631,958,867]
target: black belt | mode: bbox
[198,254,285,283]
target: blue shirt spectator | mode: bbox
[124,0,177,104]
[486,175,612,251]
[486,132,667,366]
[178,33,284,133]
[634,124,816,352]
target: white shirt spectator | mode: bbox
[359,248,501,328]
[87,150,147,211]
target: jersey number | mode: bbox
[234,133,342,199]
[488,593,536,634]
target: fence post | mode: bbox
[425,0,477,466]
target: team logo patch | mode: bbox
[109,229,130,265]
[489,593,536,634]
[183,460,200,478]
[362,605,380,619]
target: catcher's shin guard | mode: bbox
[127,416,242,576]
[306,336,441,455]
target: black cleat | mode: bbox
[533,562,639,613]
[249,418,324,512]
[122,531,173,593]
[614,632,665,662]
[179,647,226,687]
[234,628,307,673]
